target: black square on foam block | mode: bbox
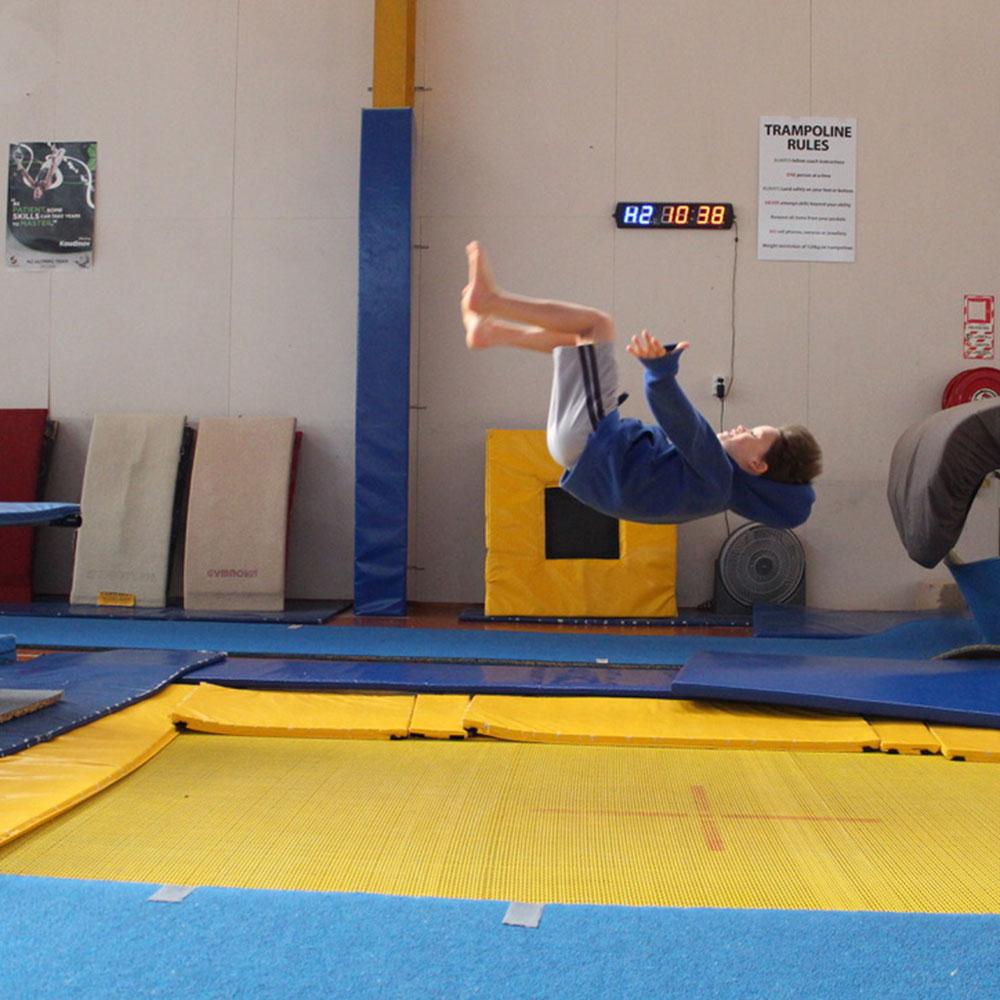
[544,487,620,560]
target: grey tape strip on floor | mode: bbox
[148,885,196,903]
[503,902,544,928]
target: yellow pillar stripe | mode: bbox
[373,0,416,108]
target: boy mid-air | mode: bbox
[462,242,820,529]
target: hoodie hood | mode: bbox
[728,465,816,529]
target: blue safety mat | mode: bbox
[0,648,225,757]
[460,605,751,628]
[0,634,14,663]
[183,657,681,696]
[752,604,966,638]
[946,557,1000,643]
[0,599,350,625]
[1,877,998,1000]
[0,501,80,526]
[0,613,986,664]
[673,649,1000,729]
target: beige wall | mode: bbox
[412,0,1000,609]
[2,1,997,608]
[2,0,371,597]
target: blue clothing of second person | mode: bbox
[559,350,815,529]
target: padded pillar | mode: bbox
[373,0,416,108]
[354,108,413,615]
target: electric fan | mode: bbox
[713,523,806,613]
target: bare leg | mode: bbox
[462,295,577,352]
[464,241,615,346]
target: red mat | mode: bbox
[0,409,49,602]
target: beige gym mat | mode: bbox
[183,416,296,611]
[70,413,186,607]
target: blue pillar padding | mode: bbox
[354,108,414,615]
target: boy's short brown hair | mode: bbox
[762,425,822,484]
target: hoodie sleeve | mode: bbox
[640,351,732,485]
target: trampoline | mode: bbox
[1,732,997,913]
[9,384,1000,930]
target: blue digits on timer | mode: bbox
[622,203,655,226]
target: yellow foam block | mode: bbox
[0,686,191,848]
[485,429,677,618]
[4,736,997,913]
[930,724,1000,762]
[172,684,415,739]
[464,695,879,751]
[868,718,941,755]
[408,695,470,739]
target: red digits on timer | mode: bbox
[696,205,727,225]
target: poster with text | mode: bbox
[758,117,856,263]
[7,141,97,270]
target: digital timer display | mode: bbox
[615,202,734,230]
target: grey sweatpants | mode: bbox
[546,342,621,469]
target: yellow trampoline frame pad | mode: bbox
[485,429,677,617]
[1,735,997,913]
[0,686,191,847]
[932,723,1000,762]
[173,684,415,739]
[464,695,880,751]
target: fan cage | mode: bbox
[718,523,805,607]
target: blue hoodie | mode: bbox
[560,350,815,529]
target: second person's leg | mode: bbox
[465,242,615,345]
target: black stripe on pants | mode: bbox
[578,344,605,430]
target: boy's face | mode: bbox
[718,424,780,475]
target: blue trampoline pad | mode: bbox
[673,650,1000,729]
[753,604,966,639]
[0,501,80,526]
[1,613,985,664]
[0,648,225,757]
[184,657,681,697]
[0,634,14,662]
[0,599,351,625]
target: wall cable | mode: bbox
[719,216,740,539]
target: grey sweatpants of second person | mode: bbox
[546,341,622,470]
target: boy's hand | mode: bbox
[626,331,689,360]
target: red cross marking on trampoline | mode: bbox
[535,785,881,852]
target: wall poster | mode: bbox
[7,141,97,270]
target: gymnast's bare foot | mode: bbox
[465,241,499,315]
[461,287,495,349]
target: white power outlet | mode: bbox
[712,374,728,399]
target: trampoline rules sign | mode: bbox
[758,117,856,263]
[7,141,96,270]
